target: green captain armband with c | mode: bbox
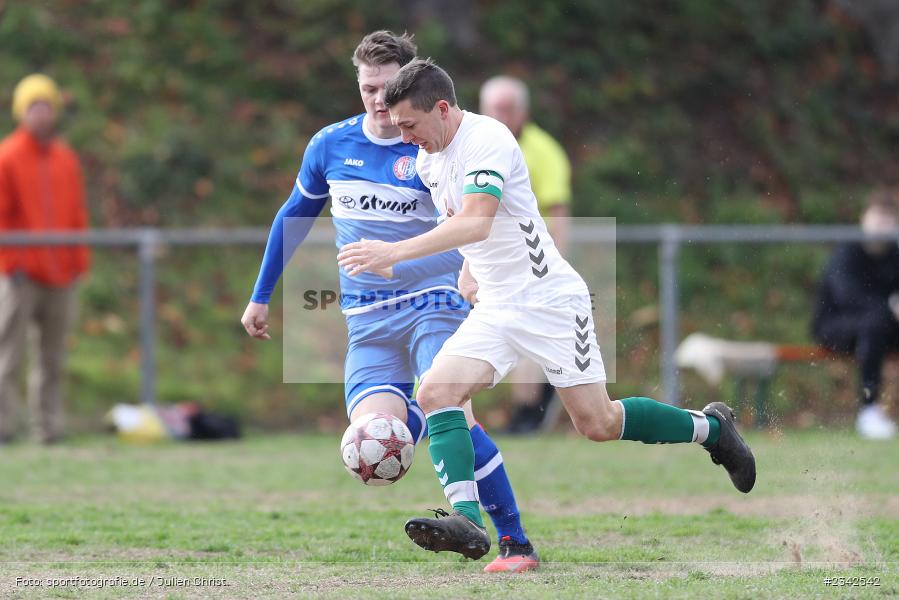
[463,170,504,200]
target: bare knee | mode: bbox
[417,380,463,414]
[572,415,619,442]
[350,392,407,424]
[558,382,621,442]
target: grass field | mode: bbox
[0,429,896,599]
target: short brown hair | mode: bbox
[384,58,457,111]
[352,30,417,71]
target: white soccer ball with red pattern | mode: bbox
[340,413,415,486]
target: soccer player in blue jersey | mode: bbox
[240,31,538,572]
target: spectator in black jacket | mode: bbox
[812,190,899,439]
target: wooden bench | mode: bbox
[674,334,878,427]
[733,345,836,427]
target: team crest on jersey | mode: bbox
[393,156,417,181]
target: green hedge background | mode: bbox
[1,0,894,430]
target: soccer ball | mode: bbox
[340,413,415,486]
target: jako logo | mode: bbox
[344,158,364,167]
[393,155,416,180]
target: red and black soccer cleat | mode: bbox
[483,536,540,573]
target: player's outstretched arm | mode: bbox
[337,193,498,277]
[243,124,329,338]
[241,301,271,340]
[250,183,328,306]
[392,249,464,283]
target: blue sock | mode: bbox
[470,423,528,544]
[405,399,428,444]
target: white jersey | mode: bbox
[416,111,586,305]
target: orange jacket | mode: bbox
[0,127,90,286]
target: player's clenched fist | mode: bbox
[241,301,271,340]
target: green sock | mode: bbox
[702,414,721,448]
[620,396,715,444]
[426,408,483,527]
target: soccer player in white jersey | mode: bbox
[337,58,756,559]
[242,34,538,571]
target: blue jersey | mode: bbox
[251,114,463,311]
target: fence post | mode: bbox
[659,225,681,406]
[138,229,158,406]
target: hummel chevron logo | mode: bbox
[435,459,449,485]
[575,314,591,370]
[523,222,547,279]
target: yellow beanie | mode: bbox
[12,74,62,121]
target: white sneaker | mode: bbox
[856,405,897,439]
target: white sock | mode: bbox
[686,410,710,444]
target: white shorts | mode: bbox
[434,293,607,388]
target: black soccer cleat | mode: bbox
[404,508,491,560]
[702,402,756,493]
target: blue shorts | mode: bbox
[344,290,468,434]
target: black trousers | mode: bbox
[814,306,899,406]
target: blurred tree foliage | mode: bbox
[0,0,894,428]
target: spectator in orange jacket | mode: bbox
[0,73,90,444]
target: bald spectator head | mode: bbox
[479,76,529,138]
[861,187,899,256]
